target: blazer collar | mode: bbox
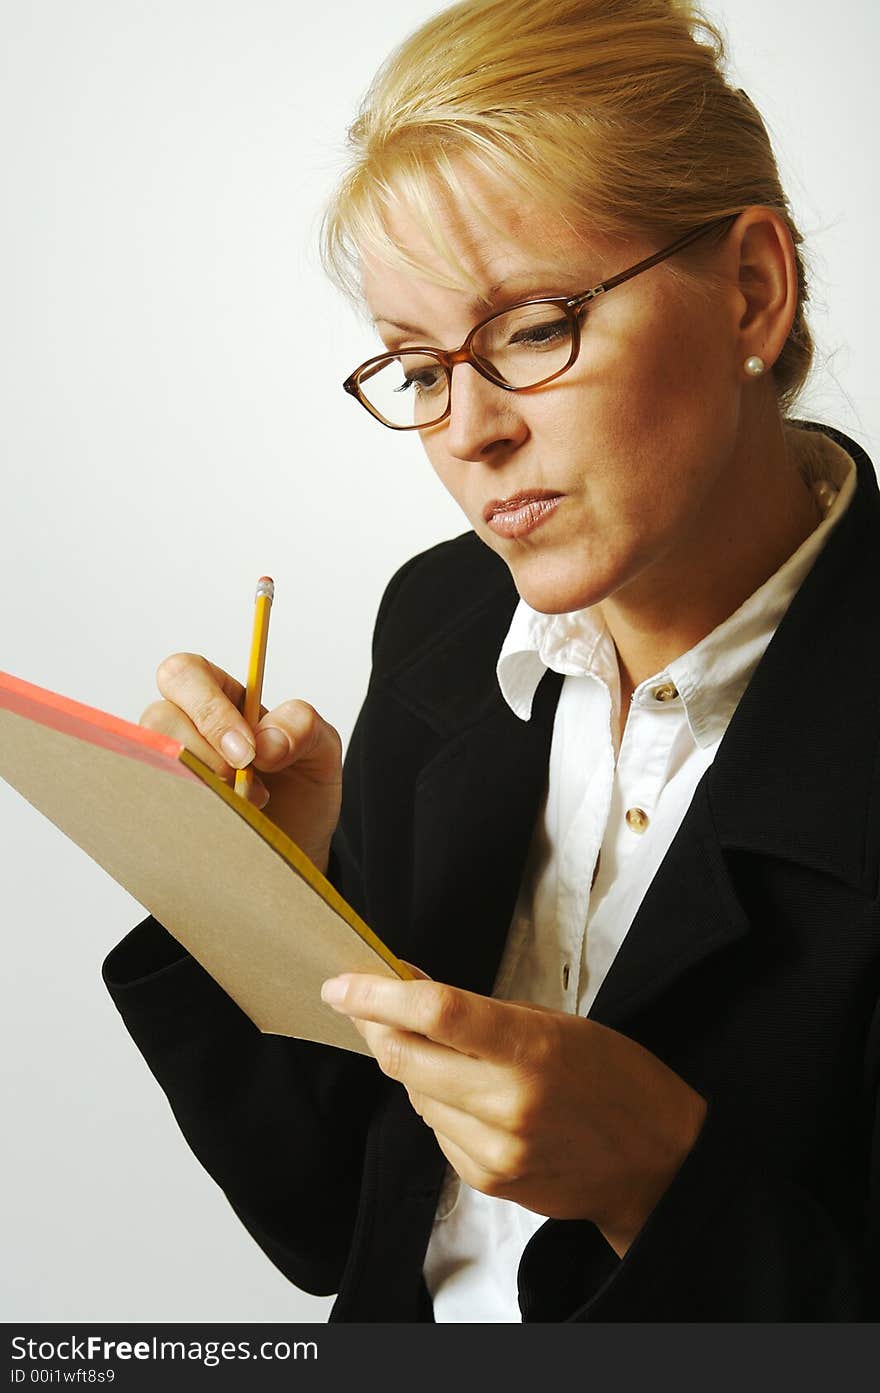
[705,422,880,897]
[387,592,563,995]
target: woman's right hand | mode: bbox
[140,653,343,877]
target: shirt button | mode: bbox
[625,807,650,833]
[653,682,679,702]
[562,962,570,990]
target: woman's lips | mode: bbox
[483,491,564,539]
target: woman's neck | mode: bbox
[598,410,823,698]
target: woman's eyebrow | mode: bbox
[372,276,579,337]
[373,313,430,335]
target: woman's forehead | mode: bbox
[359,177,616,319]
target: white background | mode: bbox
[1,0,877,1321]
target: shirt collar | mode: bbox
[496,431,857,746]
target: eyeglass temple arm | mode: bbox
[570,214,738,309]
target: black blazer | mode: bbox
[103,421,880,1321]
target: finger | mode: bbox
[140,698,270,804]
[252,700,342,781]
[140,698,234,777]
[237,772,271,810]
[154,653,266,769]
[430,1128,524,1199]
[353,1017,512,1122]
[505,999,556,1014]
[320,974,548,1070]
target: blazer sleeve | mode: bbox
[101,552,423,1297]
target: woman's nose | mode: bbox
[442,362,529,461]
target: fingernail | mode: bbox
[249,778,270,810]
[255,727,290,764]
[221,730,255,768]
[321,977,347,1007]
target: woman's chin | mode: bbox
[504,551,612,616]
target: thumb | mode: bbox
[506,997,556,1014]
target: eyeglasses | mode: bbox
[342,214,736,431]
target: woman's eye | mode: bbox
[396,368,445,395]
[509,319,568,348]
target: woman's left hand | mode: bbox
[320,969,707,1258]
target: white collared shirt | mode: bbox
[423,431,857,1322]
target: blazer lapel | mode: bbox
[587,778,751,1029]
[705,426,880,895]
[386,577,564,994]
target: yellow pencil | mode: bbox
[234,576,274,799]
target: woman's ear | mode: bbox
[728,206,798,377]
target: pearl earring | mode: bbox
[744,355,765,377]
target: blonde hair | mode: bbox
[321,0,813,413]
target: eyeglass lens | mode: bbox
[358,301,576,428]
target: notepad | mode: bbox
[0,670,412,1055]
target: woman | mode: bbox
[103,0,879,1319]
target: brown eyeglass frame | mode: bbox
[342,213,737,431]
